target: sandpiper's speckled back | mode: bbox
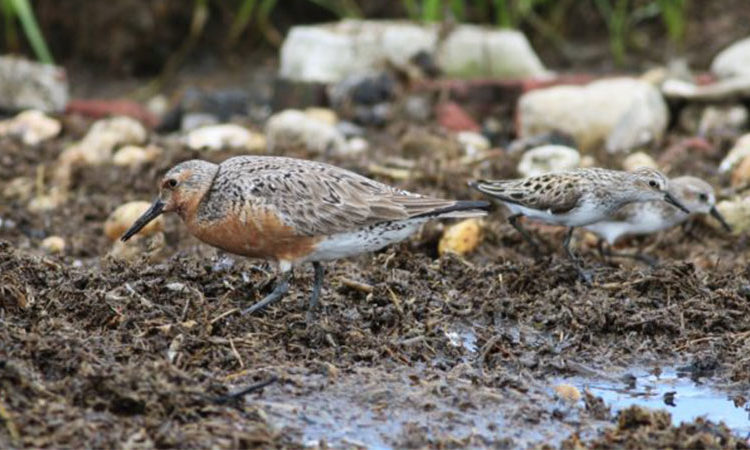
[470,167,669,214]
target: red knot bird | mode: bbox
[584,175,731,264]
[121,156,489,316]
[468,167,690,281]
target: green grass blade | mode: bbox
[228,0,257,43]
[1,0,19,50]
[422,0,441,22]
[9,0,53,63]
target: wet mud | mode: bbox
[2,122,750,448]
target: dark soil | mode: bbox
[2,96,750,447]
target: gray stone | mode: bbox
[518,78,668,154]
[711,36,750,79]
[0,56,68,112]
[436,25,548,79]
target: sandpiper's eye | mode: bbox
[164,178,178,189]
[648,180,658,188]
[698,193,709,202]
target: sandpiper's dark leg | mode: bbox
[597,238,657,266]
[562,227,592,283]
[308,262,325,311]
[508,214,543,256]
[596,238,608,260]
[241,270,292,315]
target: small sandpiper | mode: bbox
[468,167,690,281]
[121,156,489,317]
[584,176,731,263]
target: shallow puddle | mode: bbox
[561,368,750,437]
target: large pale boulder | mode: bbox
[278,21,547,83]
[711,36,750,79]
[436,25,548,79]
[279,20,438,83]
[518,78,668,154]
[0,56,68,112]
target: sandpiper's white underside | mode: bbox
[503,199,613,228]
[584,202,688,244]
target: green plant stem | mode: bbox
[9,0,53,63]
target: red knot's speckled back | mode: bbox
[121,155,489,317]
[469,167,690,282]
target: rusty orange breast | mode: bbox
[185,206,322,262]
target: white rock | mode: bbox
[112,145,162,167]
[279,21,546,83]
[712,196,750,234]
[305,107,338,125]
[437,25,548,79]
[105,201,164,241]
[185,124,265,152]
[0,56,68,112]
[622,152,658,171]
[180,112,219,132]
[456,131,490,157]
[518,78,668,154]
[265,109,347,155]
[517,145,580,177]
[40,236,65,254]
[711,36,750,79]
[279,20,438,83]
[0,110,61,145]
[662,76,750,101]
[698,105,748,137]
[61,116,148,166]
[719,134,750,173]
[345,137,369,155]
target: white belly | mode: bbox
[585,203,687,244]
[302,219,426,263]
[504,200,610,227]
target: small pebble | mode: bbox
[305,107,338,125]
[731,155,750,187]
[456,131,490,157]
[40,235,65,254]
[517,145,580,177]
[438,219,483,256]
[554,384,582,403]
[112,145,162,167]
[719,134,750,173]
[185,124,266,152]
[622,151,658,171]
[0,110,62,146]
[105,201,165,241]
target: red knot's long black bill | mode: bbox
[120,199,165,242]
[664,192,690,214]
[710,206,732,232]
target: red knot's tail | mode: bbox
[413,200,490,219]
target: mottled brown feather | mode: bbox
[199,156,467,236]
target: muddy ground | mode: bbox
[3,65,750,449]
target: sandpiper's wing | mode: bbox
[469,171,589,214]
[214,156,487,236]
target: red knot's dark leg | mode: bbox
[306,262,325,323]
[309,262,324,309]
[241,270,292,315]
[562,227,592,284]
[508,213,545,257]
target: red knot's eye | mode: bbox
[165,178,178,189]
